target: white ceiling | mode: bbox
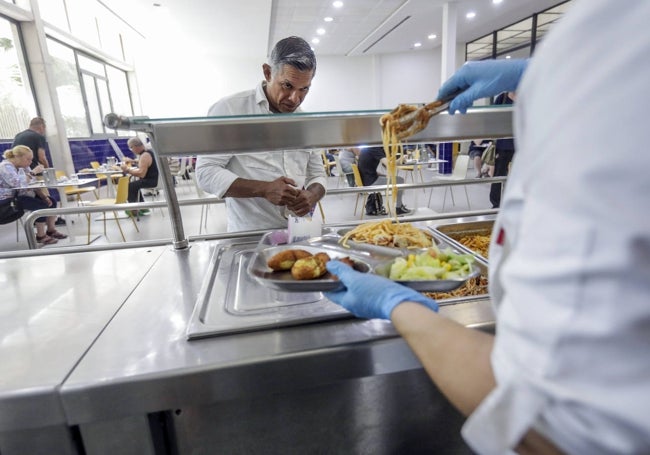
[101,0,566,59]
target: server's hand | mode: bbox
[438,59,528,114]
[324,261,438,320]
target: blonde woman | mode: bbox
[0,145,67,244]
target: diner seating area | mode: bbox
[0,152,495,252]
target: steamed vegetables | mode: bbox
[389,247,474,280]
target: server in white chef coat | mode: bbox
[195,36,327,232]
[324,1,650,453]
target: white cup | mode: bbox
[71,174,79,182]
[287,215,322,243]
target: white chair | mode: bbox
[138,179,165,218]
[333,156,347,188]
[171,157,192,194]
[428,154,471,211]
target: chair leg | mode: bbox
[360,194,368,220]
[317,201,325,223]
[129,213,140,233]
[464,186,471,209]
[354,194,361,216]
[112,211,126,242]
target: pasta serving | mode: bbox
[379,99,446,215]
[340,219,433,249]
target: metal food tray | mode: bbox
[428,215,496,264]
[248,244,372,292]
[186,227,491,340]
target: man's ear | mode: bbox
[263,64,272,82]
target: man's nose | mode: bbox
[289,90,301,103]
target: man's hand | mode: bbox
[286,188,318,216]
[263,177,300,206]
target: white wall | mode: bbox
[135,45,466,117]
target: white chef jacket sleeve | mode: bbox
[462,1,650,454]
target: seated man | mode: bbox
[358,146,410,216]
[120,137,158,216]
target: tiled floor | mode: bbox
[0,162,496,254]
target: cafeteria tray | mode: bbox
[428,215,496,264]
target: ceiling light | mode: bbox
[466,11,476,19]
[428,34,437,40]
[317,28,326,35]
[311,38,320,44]
[505,55,511,59]
[413,42,422,48]
[324,17,333,22]
[332,1,343,8]
[492,0,503,4]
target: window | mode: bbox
[46,38,90,137]
[465,1,573,61]
[0,16,37,139]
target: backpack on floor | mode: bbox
[365,192,386,216]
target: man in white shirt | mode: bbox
[195,36,327,232]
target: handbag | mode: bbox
[0,194,25,225]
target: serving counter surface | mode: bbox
[59,238,493,425]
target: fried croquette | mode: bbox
[267,249,312,271]
[291,256,327,280]
[314,252,331,265]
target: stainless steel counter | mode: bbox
[0,246,165,453]
[1,234,494,454]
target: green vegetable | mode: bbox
[389,248,474,281]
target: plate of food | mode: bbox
[338,219,437,250]
[374,246,480,292]
[248,245,371,292]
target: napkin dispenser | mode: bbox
[42,168,56,185]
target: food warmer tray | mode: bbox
[428,215,496,264]
[186,230,489,340]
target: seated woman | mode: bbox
[0,145,67,245]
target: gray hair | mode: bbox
[127,137,144,148]
[269,36,317,76]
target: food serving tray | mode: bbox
[251,232,480,293]
[428,215,496,264]
[248,245,372,292]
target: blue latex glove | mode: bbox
[438,59,529,114]
[324,261,438,320]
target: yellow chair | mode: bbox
[321,150,336,177]
[55,170,98,204]
[397,148,425,183]
[91,161,122,196]
[351,164,369,220]
[87,176,139,243]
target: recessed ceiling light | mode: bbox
[153,2,162,6]
[505,55,511,59]
[311,38,320,44]
[413,42,422,48]
[333,1,343,8]
[324,16,333,22]
[428,34,437,40]
[317,28,326,35]
[492,0,503,4]
[466,11,476,19]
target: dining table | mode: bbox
[76,167,124,197]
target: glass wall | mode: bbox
[0,16,36,139]
[465,1,573,61]
[47,38,134,137]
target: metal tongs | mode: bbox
[380,90,460,141]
